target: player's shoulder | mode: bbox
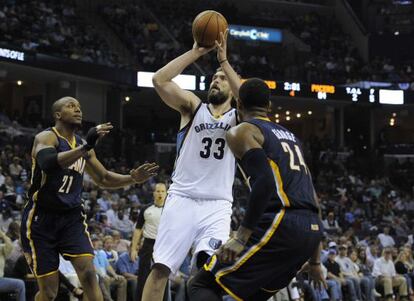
[228,122,262,140]
[34,129,58,145]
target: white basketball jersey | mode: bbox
[168,103,237,202]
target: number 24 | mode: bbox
[281,142,308,173]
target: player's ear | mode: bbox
[54,112,61,120]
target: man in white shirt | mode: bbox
[335,245,362,301]
[377,226,395,248]
[373,247,408,300]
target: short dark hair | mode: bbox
[239,78,270,109]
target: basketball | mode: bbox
[192,10,228,48]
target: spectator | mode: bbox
[8,157,22,180]
[93,237,127,301]
[373,247,408,301]
[116,246,139,301]
[0,229,25,301]
[335,245,362,301]
[322,211,342,235]
[98,190,112,212]
[395,250,414,296]
[103,235,119,267]
[112,209,134,239]
[324,249,344,301]
[112,230,130,254]
[378,226,396,248]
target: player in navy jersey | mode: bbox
[188,78,325,301]
[21,96,158,301]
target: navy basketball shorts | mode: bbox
[21,200,94,277]
[203,208,323,301]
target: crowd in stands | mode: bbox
[0,0,122,67]
[1,0,413,84]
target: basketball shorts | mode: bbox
[21,200,94,277]
[201,209,323,301]
[153,193,232,274]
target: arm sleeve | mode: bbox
[240,148,276,230]
[36,147,60,173]
[135,205,149,229]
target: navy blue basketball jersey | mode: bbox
[247,118,318,213]
[28,127,86,211]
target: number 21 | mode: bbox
[59,175,74,194]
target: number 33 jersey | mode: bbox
[169,103,237,202]
[28,127,86,211]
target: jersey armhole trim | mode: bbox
[243,120,267,149]
[178,102,203,132]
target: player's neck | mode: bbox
[54,123,76,141]
[242,109,268,122]
[208,102,231,117]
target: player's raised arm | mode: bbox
[152,43,214,119]
[216,30,241,101]
[85,152,159,189]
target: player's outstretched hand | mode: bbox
[130,249,139,262]
[130,162,159,184]
[84,122,113,150]
[217,237,245,264]
[297,262,327,290]
[215,29,229,63]
[192,41,216,56]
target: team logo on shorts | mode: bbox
[209,238,222,250]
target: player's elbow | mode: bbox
[152,72,164,87]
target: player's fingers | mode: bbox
[146,166,160,173]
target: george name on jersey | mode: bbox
[194,122,232,133]
[272,129,296,142]
[68,157,86,174]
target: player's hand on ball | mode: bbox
[217,237,245,264]
[215,29,229,63]
[192,41,216,56]
[298,262,327,290]
[130,162,159,184]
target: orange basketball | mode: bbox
[192,10,228,48]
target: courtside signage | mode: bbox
[229,24,282,43]
[0,47,25,61]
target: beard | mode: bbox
[207,88,227,105]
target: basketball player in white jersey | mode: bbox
[142,33,241,301]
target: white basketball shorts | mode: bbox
[153,193,232,274]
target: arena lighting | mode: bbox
[137,71,196,91]
[379,89,404,105]
[347,128,351,133]
[392,112,397,117]
[286,111,290,115]
[125,96,130,102]
[286,116,291,121]
[275,119,280,123]
[275,114,279,118]
[296,113,301,118]
[17,80,22,86]
[308,111,312,115]
[0,47,25,61]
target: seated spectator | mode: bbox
[8,157,22,180]
[357,247,381,299]
[324,249,344,301]
[103,235,119,268]
[395,250,414,296]
[115,246,139,301]
[112,209,134,239]
[373,247,408,301]
[378,226,396,248]
[92,237,127,301]
[349,248,376,301]
[0,229,25,301]
[322,211,342,236]
[112,230,130,254]
[335,245,362,300]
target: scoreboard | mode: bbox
[249,80,407,105]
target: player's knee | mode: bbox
[150,263,170,281]
[78,268,97,287]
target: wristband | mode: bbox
[219,58,228,64]
[309,261,321,266]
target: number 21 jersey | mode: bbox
[168,103,237,202]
